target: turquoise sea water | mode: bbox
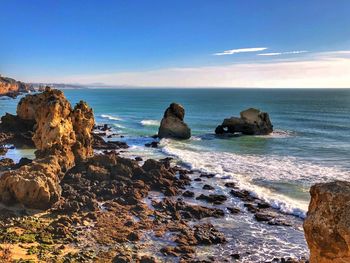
[2,88,350,260]
[1,88,350,216]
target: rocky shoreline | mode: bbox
[0,76,35,98]
[0,88,347,262]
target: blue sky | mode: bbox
[1,0,350,87]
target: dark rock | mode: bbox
[158,103,191,139]
[145,141,159,148]
[200,173,215,178]
[227,207,240,214]
[202,184,215,190]
[230,189,257,202]
[182,190,195,198]
[196,194,227,205]
[257,201,271,209]
[93,134,128,150]
[140,255,158,263]
[176,223,226,246]
[215,108,273,135]
[224,182,236,188]
[254,212,275,222]
[231,253,240,259]
[0,158,15,171]
[127,232,140,241]
[14,157,32,169]
[153,198,224,220]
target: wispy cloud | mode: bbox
[22,50,350,88]
[258,50,308,56]
[213,47,267,56]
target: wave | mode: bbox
[112,123,125,129]
[100,114,123,121]
[257,129,295,138]
[140,119,160,127]
[160,140,350,217]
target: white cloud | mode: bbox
[258,50,308,56]
[213,47,267,56]
[23,50,350,88]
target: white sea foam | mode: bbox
[140,119,160,126]
[112,123,125,129]
[160,139,350,217]
[257,129,295,138]
[100,114,123,121]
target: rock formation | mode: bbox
[0,87,94,209]
[303,181,350,263]
[215,108,273,135]
[0,75,34,97]
[158,103,191,139]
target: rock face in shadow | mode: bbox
[158,103,191,139]
[303,181,350,263]
[0,87,94,209]
[215,108,273,135]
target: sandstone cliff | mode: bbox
[0,75,34,97]
[0,87,94,209]
[304,181,350,263]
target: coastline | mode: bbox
[0,88,310,262]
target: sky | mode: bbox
[1,0,350,88]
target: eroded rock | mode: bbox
[0,87,95,209]
[215,108,273,135]
[304,181,350,263]
[158,103,191,139]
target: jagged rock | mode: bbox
[304,181,350,263]
[92,133,128,150]
[0,87,95,209]
[215,108,273,135]
[158,103,191,139]
[196,194,227,205]
[153,198,224,220]
[71,101,95,161]
[175,223,226,246]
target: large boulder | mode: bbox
[0,87,95,209]
[215,108,273,135]
[303,181,350,263]
[158,103,191,139]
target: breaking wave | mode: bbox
[160,139,350,217]
[101,114,123,121]
[140,119,160,127]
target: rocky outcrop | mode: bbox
[215,108,273,135]
[303,181,350,263]
[0,87,95,209]
[0,75,34,97]
[158,103,191,139]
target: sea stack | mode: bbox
[158,102,191,139]
[303,181,350,263]
[0,87,94,209]
[215,108,273,135]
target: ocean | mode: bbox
[1,88,350,260]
